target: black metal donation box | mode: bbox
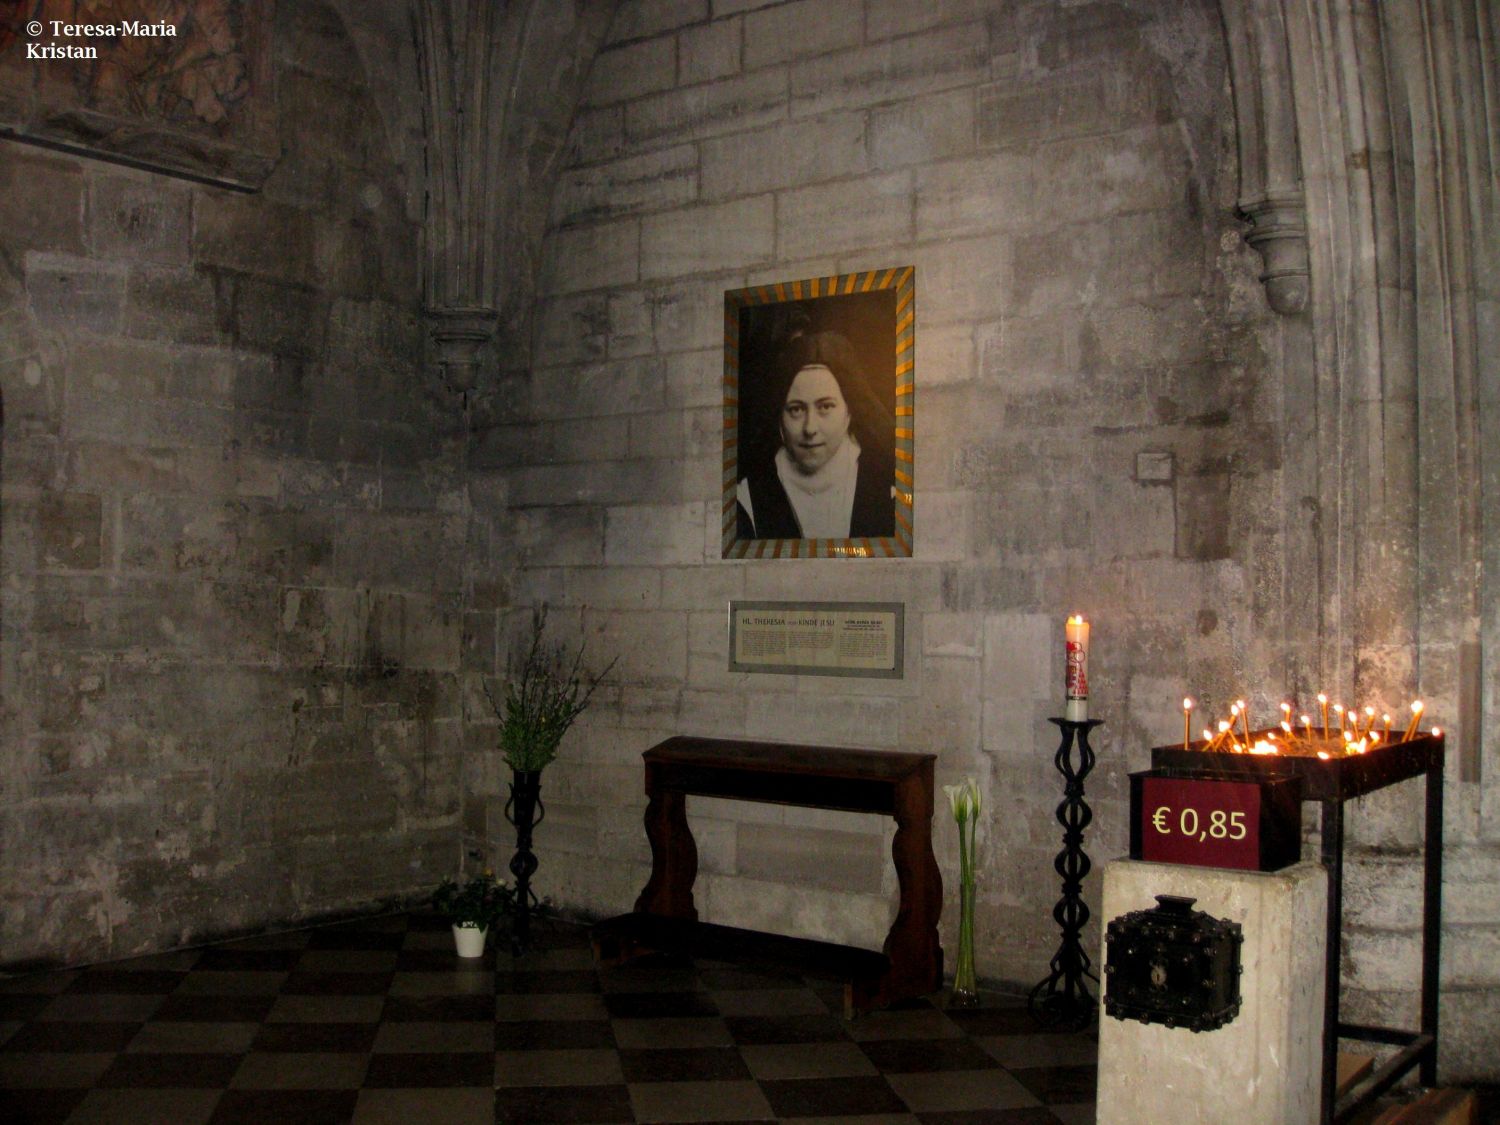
[1104,895,1243,1033]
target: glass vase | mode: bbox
[950,823,979,1006]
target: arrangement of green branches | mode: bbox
[944,777,981,1004]
[432,871,513,929]
[483,607,617,772]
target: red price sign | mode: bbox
[1136,775,1264,871]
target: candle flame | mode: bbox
[1249,739,1278,755]
[1431,727,1441,737]
[1184,698,1193,711]
[1318,751,1331,760]
[1317,693,1327,705]
[1067,614,1085,625]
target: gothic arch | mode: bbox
[1217,0,1495,784]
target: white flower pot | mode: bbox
[452,923,487,958]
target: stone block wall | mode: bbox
[474,0,1286,992]
[0,3,459,969]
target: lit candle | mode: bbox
[1382,714,1391,739]
[1183,698,1194,749]
[1333,703,1346,734]
[1064,616,1090,721]
[1318,693,1329,739]
[1362,706,1376,737]
[1430,726,1441,738]
[1301,714,1313,742]
[1402,700,1424,741]
[1238,699,1252,746]
[1213,719,1232,751]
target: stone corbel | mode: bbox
[1220,0,1310,315]
[1237,191,1309,315]
[425,307,499,394]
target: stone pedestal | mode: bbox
[1097,859,1327,1124]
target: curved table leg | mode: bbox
[862,769,943,1014]
[635,789,698,920]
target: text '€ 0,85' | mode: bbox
[1151,804,1247,842]
[1129,772,1303,873]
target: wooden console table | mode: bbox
[591,735,943,1016]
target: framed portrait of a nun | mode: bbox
[722,267,914,559]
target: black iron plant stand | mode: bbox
[1029,718,1103,1030]
[505,769,545,955]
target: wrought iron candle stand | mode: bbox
[1029,717,1103,1031]
[505,769,545,955]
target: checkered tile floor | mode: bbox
[0,912,1097,1123]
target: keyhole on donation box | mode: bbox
[1150,962,1168,989]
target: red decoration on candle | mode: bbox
[1065,616,1090,721]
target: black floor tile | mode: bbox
[696,965,805,990]
[281,971,394,995]
[495,969,601,994]
[494,1083,635,1123]
[917,1110,1067,1124]
[362,1051,495,1087]
[97,1051,243,1087]
[760,1074,910,1117]
[725,1013,849,1044]
[1011,1063,1098,1104]
[859,1036,1003,1072]
[1,1021,140,1051]
[303,929,405,951]
[0,1087,88,1124]
[945,1006,1072,1037]
[67,970,185,995]
[391,949,464,971]
[619,1045,753,1082]
[194,949,301,972]
[382,994,495,1023]
[154,995,276,1022]
[251,1021,379,1052]
[210,1088,359,1123]
[493,1019,616,1050]
[0,994,52,1021]
[604,990,719,1019]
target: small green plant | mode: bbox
[484,606,617,772]
[432,871,513,929]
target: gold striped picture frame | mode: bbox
[722,266,914,560]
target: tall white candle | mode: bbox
[1064,615,1090,721]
